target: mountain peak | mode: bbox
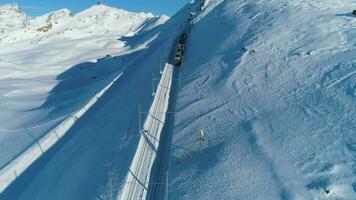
[84,3,125,13]
[0,2,29,32]
[45,8,72,23]
[0,2,21,12]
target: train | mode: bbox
[174,33,187,66]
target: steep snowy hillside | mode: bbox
[0,2,169,197]
[169,0,356,200]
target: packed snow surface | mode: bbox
[168,0,356,200]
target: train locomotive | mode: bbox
[174,33,187,66]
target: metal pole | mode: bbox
[165,171,169,200]
[160,55,163,75]
[109,171,114,200]
[200,140,203,154]
[199,129,205,154]
[165,40,169,60]
[179,74,181,89]
[138,105,142,133]
[152,73,155,96]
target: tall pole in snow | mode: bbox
[109,170,114,200]
[199,129,205,154]
[152,73,156,96]
[138,105,142,133]
[165,171,169,200]
[179,74,181,89]
[164,38,168,66]
[160,55,163,75]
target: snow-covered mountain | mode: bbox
[0,3,168,44]
[0,3,30,40]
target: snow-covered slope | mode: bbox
[169,0,356,200]
[1,0,356,199]
[0,2,168,195]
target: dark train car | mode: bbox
[174,33,187,66]
[179,33,187,44]
[174,49,183,66]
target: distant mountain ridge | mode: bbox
[0,3,169,44]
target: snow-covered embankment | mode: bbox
[0,72,123,193]
[119,63,174,199]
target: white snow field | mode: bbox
[168,0,356,200]
[0,0,356,199]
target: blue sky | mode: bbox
[0,0,189,16]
